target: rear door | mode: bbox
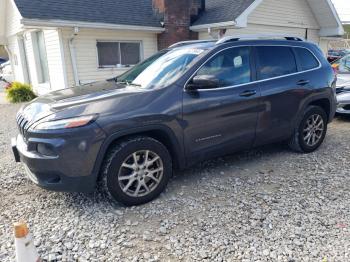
[182,46,261,163]
[254,45,316,146]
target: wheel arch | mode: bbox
[299,91,334,125]
[92,125,186,183]
[308,98,331,122]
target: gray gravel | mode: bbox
[0,82,8,104]
[1,103,350,262]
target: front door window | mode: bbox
[195,47,252,88]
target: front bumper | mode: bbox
[336,87,350,94]
[11,124,106,192]
[336,104,350,115]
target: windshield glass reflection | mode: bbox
[117,48,206,89]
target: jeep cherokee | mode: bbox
[12,36,337,206]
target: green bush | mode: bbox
[5,82,37,103]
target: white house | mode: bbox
[0,0,344,95]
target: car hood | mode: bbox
[337,74,350,87]
[337,91,350,104]
[20,80,144,123]
[37,80,139,106]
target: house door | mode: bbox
[17,36,30,84]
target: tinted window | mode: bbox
[196,47,251,87]
[257,46,297,80]
[295,48,319,71]
[97,41,141,67]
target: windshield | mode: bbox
[332,54,350,74]
[116,48,206,89]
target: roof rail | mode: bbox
[169,40,215,48]
[216,34,304,45]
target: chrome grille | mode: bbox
[16,112,30,140]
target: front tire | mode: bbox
[100,136,172,206]
[289,106,328,153]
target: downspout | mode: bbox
[4,44,11,59]
[69,27,80,86]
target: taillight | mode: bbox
[331,64,338,76]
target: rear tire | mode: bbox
[288,106,328,153]
[99,136,172,206]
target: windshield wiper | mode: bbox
[116,80,141,87]
[128,83,142,87]
[115,79,128,84]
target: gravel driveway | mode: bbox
[0,81,8,104]
[1,103,350,262]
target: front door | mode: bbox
[182,46,261,163]
[17,36,30,84]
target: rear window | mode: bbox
[256,46,297,80]
[294,47,319,71]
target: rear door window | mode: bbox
[294,47,319,71]
[256,46,297,80]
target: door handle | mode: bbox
[240,90,257,97]
[297,80,310,86]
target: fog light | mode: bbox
[37,143,56,157]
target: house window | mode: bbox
[32,31,49,83]
[97,41,141,68]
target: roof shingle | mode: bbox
[14,0,256,28]
[193,0,256,26]
[14,0,162,28]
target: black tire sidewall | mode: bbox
[297,107,328,153]
[106,138,172,206]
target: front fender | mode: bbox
[90,124,186,184]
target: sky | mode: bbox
[332,0,350,22]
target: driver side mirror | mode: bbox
[186,75,219,91]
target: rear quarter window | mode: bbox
[294,47,320,71]
[256,46,297,80]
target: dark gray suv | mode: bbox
[12,36,337,206]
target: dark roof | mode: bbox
[193,0,256,26]
[14,0,256,28]
[14,0,162,28]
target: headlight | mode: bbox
[34,115,97,130]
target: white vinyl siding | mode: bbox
[5,0,22,37]
[6,36,26,83]
[2,0,24,81]
[8,29,66,94]
[0,1,6,43]
[199,24,319,42]
[198,0,330,54]
[43,29,67,91]
[61,28,158,86]
[248,0,319,29]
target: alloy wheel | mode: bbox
[118,150,164,197]
[302,114,324,147]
